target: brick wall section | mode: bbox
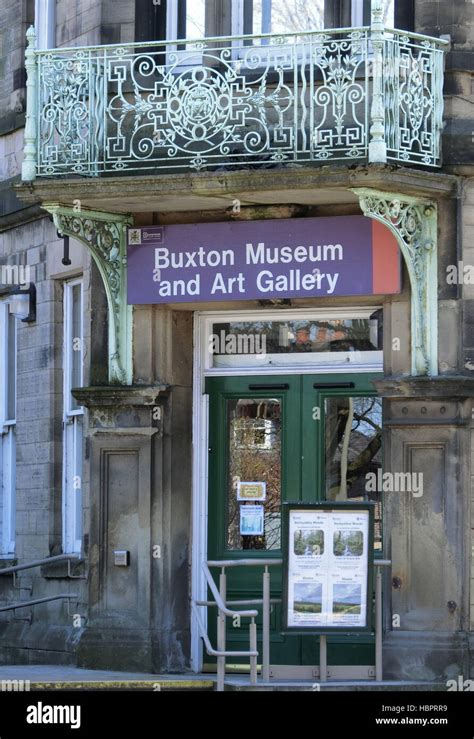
[416,0,474,49]
[0,0,32,134]
[101,0,135,45]
[463,182,474,371]
[471,425,474,633]
[415,0,474,166]
[0,218,92,566]
[464,182,474,633]
[56,0,102,48]
[0,129,23,181]
[56,0,134,48]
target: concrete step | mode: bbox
[0,666,215,691]
[223,678,448,692]
[30,678,215,691]
[0,666,448,691]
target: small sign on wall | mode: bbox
[237,481,266,501]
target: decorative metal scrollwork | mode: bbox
[353,189,438,376]
[44,206,132,385]
[29,24,444,177]
[384,33,443,166]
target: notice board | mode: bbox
[282,502,374,634]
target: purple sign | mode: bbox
[127,216,400,304]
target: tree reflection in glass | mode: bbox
[325,396,383,549]
[227,398,281,550]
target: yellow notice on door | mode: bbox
[237,481,266,502]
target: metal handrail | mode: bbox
[202,562,257,618]
[384,27,450,45]
[22,1,447,182]
[27,24,449,57]
[207,559,283,568]
[195,559,283,691]
[195,562,261,692]
[0,554,81,576]
[33,26,371,56]
[0,593,78,613]
[196,557,392,688]
[191,603,258,659]
[374,558,391,681]
[197,599,281,607]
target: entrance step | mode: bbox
[224,678,448,692]
[0,666,215,691]
[0,666,448,691]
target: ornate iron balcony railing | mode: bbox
[21,11,447,181]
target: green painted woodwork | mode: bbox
[206,372,383,669]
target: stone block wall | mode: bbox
[0,216,95,662]
[415,0,474,166]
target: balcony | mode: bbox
[21,18,447,182]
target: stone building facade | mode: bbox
[0,0,473,683]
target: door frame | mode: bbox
[190,307,383,672]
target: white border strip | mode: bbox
[190,306,382,670]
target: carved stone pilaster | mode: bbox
[352,188,438,376]
[44,205,133,384]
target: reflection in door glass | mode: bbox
[227,398,281,550]
[325,396,382,549]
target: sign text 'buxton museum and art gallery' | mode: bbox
[127,216,401,304]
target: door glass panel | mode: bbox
[226,397,281,550]
[325,396,382,550]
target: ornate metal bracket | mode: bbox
[352,189,438,376]
[44,205,133,384]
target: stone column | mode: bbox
[375,376,474,681]
[72,385,168,672]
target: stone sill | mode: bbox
[72,384,170,409]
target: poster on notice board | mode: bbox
[282,502,374,634]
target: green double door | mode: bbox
[206,373,383,671]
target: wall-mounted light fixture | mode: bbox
[0,284,36,323]
[58,230,71,266]
[49,214,71,266]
